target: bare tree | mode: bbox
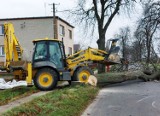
[117,27,131,60]
[69,0,136,73]
[133,28,146,61]
[135,1,160,63]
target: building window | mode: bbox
[68,30,72,39]
[0,25,4,36]
[0,46,5,56]
[59,25,65,36]
[68,47,72,55]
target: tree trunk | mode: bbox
[97,64,106,73]
[146,46,151,63]
[96,71,160,86]
[146,35,151,63]
[97,32,106,73]
[122,37,126,59]
[97,33,105,50]
[139,45,142,62]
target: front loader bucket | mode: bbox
[108,53,121,63]
[99,53,121,65]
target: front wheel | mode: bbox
[74,66,94,83]
[34,68,58,91]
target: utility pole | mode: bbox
[49,3,56,38]
[53,3,56,39]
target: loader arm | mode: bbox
[66,39,120,72]
[66,47,109,70]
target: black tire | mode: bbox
[74,66,94,82]
[34,68,58,91]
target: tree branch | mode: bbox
[104,0,122,31]
[93,0,101,23]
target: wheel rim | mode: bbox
[38,73,53,87]
[78,70,90,83]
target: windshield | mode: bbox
[33,41,47,60]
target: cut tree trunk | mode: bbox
[96,71,160,85]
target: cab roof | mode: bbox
[33,38,62,43]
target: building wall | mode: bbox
[0,17,74,61]
[56,19,74,56]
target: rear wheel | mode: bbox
[74,66,93,83]
[34,68,58,91]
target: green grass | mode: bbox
[0,86,39,106]
[0,73,115,116]
[2,84,99,116]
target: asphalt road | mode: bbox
[82,80,160,116]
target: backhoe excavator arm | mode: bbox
[3,23,23,69]
[0,23,32,86]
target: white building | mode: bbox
[0,16,74,61]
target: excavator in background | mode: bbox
[0,23,120,91]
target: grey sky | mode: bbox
[0,0,143,48]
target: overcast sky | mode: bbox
[0,0,143,48]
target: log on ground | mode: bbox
[96,71,160,85]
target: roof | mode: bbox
[33,38,62,43]
[0,16,74,28]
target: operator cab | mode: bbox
[32,38,66,69]
[106,38,120,54]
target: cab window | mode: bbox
[34,41,47,60]
[49,42,63,68]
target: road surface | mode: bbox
[82,80,160,116]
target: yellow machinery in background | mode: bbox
[0,23,120,91]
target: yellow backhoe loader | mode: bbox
[0,23,120,90]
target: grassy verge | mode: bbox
[2,84,98,116]
[0,86,39,106]
[0,72,119,108]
